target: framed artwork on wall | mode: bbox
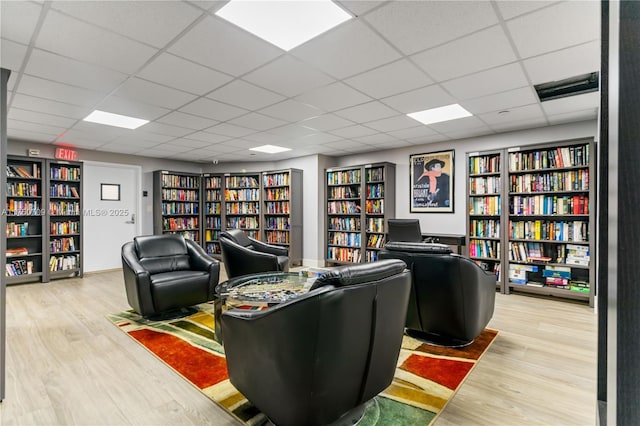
[410,150,455,213]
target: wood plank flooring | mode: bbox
[1,268,596,425]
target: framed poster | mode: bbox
[410,150,454,213]
[101,183,120,201]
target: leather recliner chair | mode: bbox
[220,259,411,426]
[379,241,496,346]
[121,235,220,318]
[219,229,289,278]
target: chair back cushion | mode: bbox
[134,235,190,274]
[221,229,253,248]
[310,259,406,290]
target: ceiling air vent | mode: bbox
[534,72,599,102]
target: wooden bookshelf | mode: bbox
[46,159,83,280]
[262,168,303,266]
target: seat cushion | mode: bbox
[150,270,210,312]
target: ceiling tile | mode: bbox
[220,139,261,149]
[1,39,28,72]
[495,1,559,20]
[184,131,232,144]
[541,91,600,116]
[179,98,249,121]
[547,108,598,125]
[324,140,371,153]
[0,1,42,44]
[412,25,517,82]
[329,125,378,138]
[241,132,284,144]
[109,136,165,148]
[300,114,353,131]
[507,1,600,59]
[386,126,438,140]
[152,143,189,153]
[25,49,127,93]
[141,122,194,137]
[227,113,287,131]
[207,80,285,111]
[441,63,529,100]
[370,139,418,149]
[11,93,93,119]
[334,101,397,123]
[381,85,456,114]
[352,133,399,144]
[345,59,432,99]
[364,115,421,132]
[489,117,548,133]
[8,108,77,129]
[137,53,233,95]
[168,15,283,75]
[170,138,213,149]
[428,116,489,133]
[243,55,335,98]
[17,75,104,107]
[336,1,384,17]
[364,1,498,55]
[111,77,197,109]
[479,104,546,125]
[296,132,342,145]
[461,87,538,115]
[50,1,202,48]
[204,123,256,138]
[267,124,316,139]
[156,111,218,130]
[97,144,146,154]
[292,20,401,79]
[523,41,600,85]
[59,138,106,149]
[116,130,175,143]
[407,134,450,145]
[36,11,158,74]
[6,129,55,144]
[65,121,130,141]
[8,119,67,137]
[443,126,495,140]
[295,82,372,112]
[259,99,322,122]
[97,96,171,121]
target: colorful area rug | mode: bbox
[107,303,498,425]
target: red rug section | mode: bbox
[401,354,474,391]
[130,328,228,389]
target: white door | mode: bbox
[83,161,141,272]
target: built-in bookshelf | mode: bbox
[224,173,261,240]
[466,139,595,306]
[153,171,201,244]
[262,168,303,266]
[467,150,504,291]
[325,162,395,266]
[203,174,223,257]
[47,159,83,280]
[5,156,46,284]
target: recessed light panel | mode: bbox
[249,144,292,154]
[407,104,473,125]
[215,0,352,51]
[83,110,149,129]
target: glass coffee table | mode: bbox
[214,271,323,343]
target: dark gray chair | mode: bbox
[387,219,425,243]
[121,235,220,318]
[379,241,496,346]
[220,259,411,426]
[219,229,289,278]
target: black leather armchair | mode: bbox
[219,229,289,278]
[379,241,496,346]
[220,259,411,426]
[121,235,220,318]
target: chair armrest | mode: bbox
[220,238,282,278]
[249,237,289,256]
[121,242,154,316]
[186,240,220,297]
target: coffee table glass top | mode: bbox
[218,272,321,307]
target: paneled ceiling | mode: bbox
[1,1,600,163]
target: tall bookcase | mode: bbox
[262,168,303,266]
[5,156,46,284]
[467,150,504,291]
[224,172,261,240]
[325,162,395,266]
[203,173,223,257]
[466,138,595,306]
[47,159,83,280]
[153,170,201,243]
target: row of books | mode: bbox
[163,217,199,231]
[366,234,385,249]
[51,220,79,235]
[365,199,384,214]
[6,247,29,257]
[509,169,589,193]
[329,231,361,247]
[205,217,221,229]
[162,188,199,201]
[327,247,361,263]
[161,202,199,215]
[469,155,500,175]
[265,188,289,201]
[263,173,290,187]
[160,174,199,188]
[226,176,259,188]
[7,164,40,179]
[469,219,500,239]
[7,200,40,215]
[509,194,589,215]
[7,182,38,197]
[204,229,220,242]
[49,201,80,215]
[328,186,360,199]
[165,230,200,240]
[328,217,360,232]
[469,239,501,259]
[265,230,290,245]
[264,217,290,230]
[205,191,222,202]
[508,242,590,266]
[365,250,379,262]
[508,145,589,171]
[6,259,34,276]
[328,201,360,215]
[226,217,259,229]
[509,220,588,242]
[366,167,385,182]
[225,189,260,201]
[225,203,259,214]
[469,195,501,215]
[327,170,361,185]
[7,222,30,237]
[366,184,385,199]
[205,242,221,255]
[204,177,221,189]
[265,201,290,214]
[469,176,500,195]
[205,203,221,214]
[50,166,80,181]
[50,237,77,253]
[49,254,79,271]
[368,217,384,233]
[50,184,79,198]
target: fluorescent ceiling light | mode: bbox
[249,144,292,154]
[83,110,149,129]
[215,0,352,51]
[407,104,473,125]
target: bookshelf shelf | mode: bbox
[325,162,395,265]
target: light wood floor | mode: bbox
[1,268,596,425]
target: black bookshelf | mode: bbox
[153,170,201,244]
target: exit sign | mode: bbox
[55,147,78,161]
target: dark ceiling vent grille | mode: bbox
[534,72,599,102]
